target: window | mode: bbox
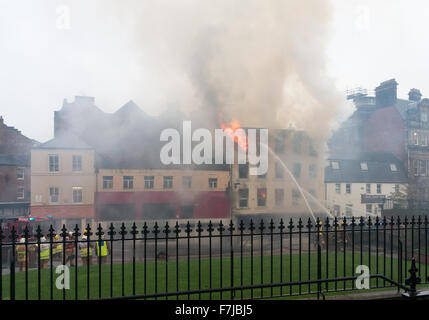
[390,163,397,172]
[274,136,284,153]
[366,204,372,214]
[275,162,284,179]
[346,184,351,194]
[17,187,24,200]
[182,176,192,189]
[335,183,341,194]
[309,164,317,178]
[239,189,249,208]
[293,134,302,154]
[49,154,59,172]
[413,159,419,176]
[275,189,284,206]
[103,176,113,189]
[293,163,301,178]
[257,188,267,207]
[420,160,427,176]
[72,187,83,203]
[123,176,134,189]
[238,164,249,179]
[331,161,339,170]
[377,184,382,194]
[422,109,428,122]
[16,167,24,180]
[49,187,59,203]
[395,184,400,193]
[163,176,173,189]
[420,132,428,146]
[208,178,218,189]
[346,205,353,217]
[366,184,371,194]
[72,155,82,172]
[413,131,419,145]
[333,205,341,217]
[144,176,155,189]
[309,142,317,156]
[292,189,300,206]
[360,162,368,171]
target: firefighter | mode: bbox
[40,236,50,269]
[16,238,27,272]
[65,232,76,267]
[313,221,326,249]
[53,234,63,261]
[28,236,38,268]
[95,234,109,264]
[80,235,92,266]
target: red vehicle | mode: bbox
[1,216,54,267]
[1,216,54,241]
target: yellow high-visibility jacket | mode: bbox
[80,242,92,258]
[96,240,108,257]
[16,245,27,263]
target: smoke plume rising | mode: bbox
[102,0,344,142]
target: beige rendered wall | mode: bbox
[97,168,230,192]
[31,148,95,206]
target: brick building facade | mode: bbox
[0,117,36,218]
[329,79,429,204]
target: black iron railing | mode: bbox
[1,216,428,300]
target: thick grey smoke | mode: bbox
[102,0,344,143]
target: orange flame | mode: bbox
[221,119,248,152]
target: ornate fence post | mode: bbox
[404,258,421,298]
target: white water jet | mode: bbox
[266,144,320,222]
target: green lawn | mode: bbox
[1,252,425,300]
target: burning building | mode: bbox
[95,167,230,221]
[229,127,325,222]
[31,96,231,222]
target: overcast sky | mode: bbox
[1,0,429,142]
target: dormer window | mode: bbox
[331,161,339,170]
[360,162,368,171]
[390,163,398,172]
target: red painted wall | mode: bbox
[95,191,230,220]
[363,106,406,161]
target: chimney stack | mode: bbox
[74,96,95,106]
[375,79,398,108]
[408,88,422,102]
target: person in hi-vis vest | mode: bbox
[96,234,109,264]
[52,234,63,262]
[39,237,50,269]
[16,238,27,272]
[79,235,93,266]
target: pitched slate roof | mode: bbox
[325,152,407,184]
[394,98,417,120]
